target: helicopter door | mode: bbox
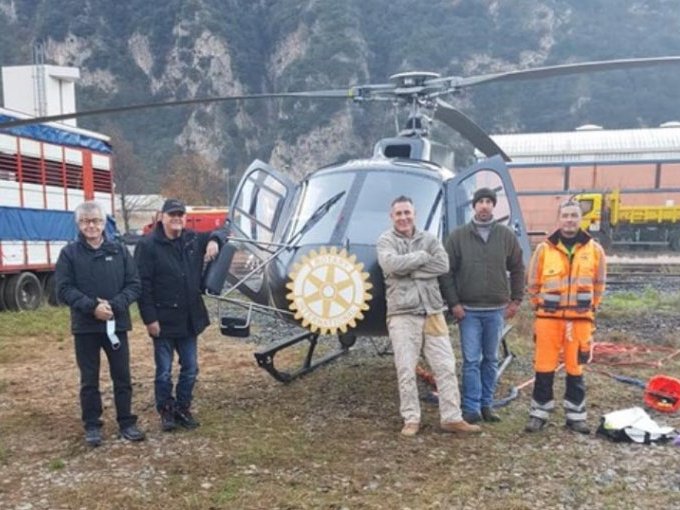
[218,160,297,301]
[444,155,531,265]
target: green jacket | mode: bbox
[377,227,449,317]
[439,221,525,308]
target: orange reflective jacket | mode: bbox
[527,230,606,320]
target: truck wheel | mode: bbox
[671,233,680,252]
[43,273,61,306]
[0,277,6,311]
[4,272,43,311]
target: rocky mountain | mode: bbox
[1,0,680,190]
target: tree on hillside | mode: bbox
[160,152,228,206]
[109,126,147,233]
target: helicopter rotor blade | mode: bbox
[3,56,680,130]
[430,56,680,91]
[434,99,510,161]
[0,89,354,129]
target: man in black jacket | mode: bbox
[134,198,229,432]
[56,200,145,447]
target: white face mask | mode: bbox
[107,319,120,350]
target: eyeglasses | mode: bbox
[167,211,185,218]
[79,218,104,225]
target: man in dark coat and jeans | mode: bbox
[134,198,229,431]
[439,187,525,424]
[56,200,145,447]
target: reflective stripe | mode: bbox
[542,280,563,290]
[565,410,587,421]
[530,408,551,420]
[563,398,586,411]
[566,321,573,343]
[530,398,555,411]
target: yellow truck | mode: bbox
[575,190,680,250]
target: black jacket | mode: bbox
[134,222,228,338]
[56,234,141,334]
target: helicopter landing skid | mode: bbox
[254,331,349,383]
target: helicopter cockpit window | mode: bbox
[287,173,351,244]
[347,171,442,243]
[227,248,264,293]
[452,169,512,227]
[228,168,293,294]
[231,169,287,244]
[263,174,287,195]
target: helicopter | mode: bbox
[3,56,680,382]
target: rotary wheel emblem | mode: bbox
[286,247,372,334]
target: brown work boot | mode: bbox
[440,420,482,434]
[401,422,420,437]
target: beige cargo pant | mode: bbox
[387,313,463,424]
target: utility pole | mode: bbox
[225,168,230,206]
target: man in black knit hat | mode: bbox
[439,187,525,424]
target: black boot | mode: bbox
[481,406,501,423]
[462,411,482,424]
[525,416,546,433]
[85,427,102,447]
[175,406,200,429]
[566,420,590,435]
[160,404,177,432]
[119,424,146,442]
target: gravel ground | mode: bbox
[2,279,679,509]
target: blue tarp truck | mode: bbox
[0,109,114,311]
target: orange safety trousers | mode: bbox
[534,317,593,376]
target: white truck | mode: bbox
[0,106,114,311]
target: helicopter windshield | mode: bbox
[287,168,442,245]
[346,171,442,243]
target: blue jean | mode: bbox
[458,308,504,414]
[153,336,198,412]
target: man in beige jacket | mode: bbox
[377,195,481,437]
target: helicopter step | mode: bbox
[254,331,352,383]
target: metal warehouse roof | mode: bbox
[487,123,680,163]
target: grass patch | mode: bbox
[0,443,8,465]
[600,288,680,316]
[213,477,249,505]
[0,306,70,337]
[48,458,65,471]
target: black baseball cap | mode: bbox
[161,198,186,214]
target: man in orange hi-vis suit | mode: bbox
[525,200,606,435]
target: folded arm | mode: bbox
[376,236,429,276]
[411,237,449,279]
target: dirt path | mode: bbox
[1,311,679,509]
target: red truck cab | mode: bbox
[142,206,229,235]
